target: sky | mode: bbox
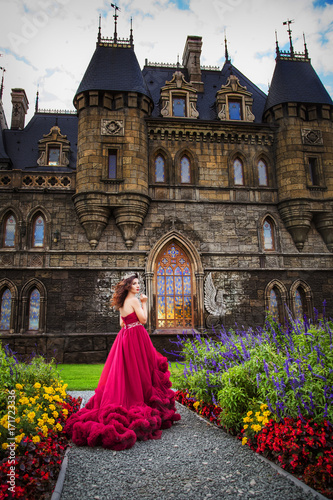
[0,0,332,125]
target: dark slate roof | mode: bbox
[265,58,333,112]
[3,113,78,171]
[142,61,267,122]
[0,105,10,163]
[75,45,152,101]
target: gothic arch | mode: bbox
[258,213,281,252]
[264,279,288,324]
[290,279,313,320]
[0,205,24,249]
[145,230,204,332]
[252,152,275,187]
[174,148,198,185]
[228,150,251,186]
[149,145,172,185]
[27,206,51,249]
[0,279,18,332]
[20,279,47,333]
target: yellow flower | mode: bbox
[15,433,25,444]
[243,424,248,429]
[260,404,268,411]
[52,411,59,418]
[257,416,263,422]
[56,423,63,432]
[32,436,40,444]
[47,418,55,425]
[49,404,56,411]
[38,418,44,426]
[15,383,23,390]
[2,443,8,450]
[242,437,248,445]
[34,382,41,389]
[27,411,36,420]
[247,411,253,416]
[42,413,49,421]
[243,416,249,423]
[263,410,271,417]
[15,417,21,424]
[42,425,48,436]
[62,409,68,415]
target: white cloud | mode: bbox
[0,0,332,124]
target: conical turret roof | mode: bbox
[75,44,152,101]
[265,58,332,112]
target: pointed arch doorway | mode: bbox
[145,231,204,333]
[156,242,193,328]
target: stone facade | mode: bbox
[0,32,332,363]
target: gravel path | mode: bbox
[59,391,325,500]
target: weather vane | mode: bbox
[111,3,121,42]
[283,18,294,56]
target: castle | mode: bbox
[0,19,332,362]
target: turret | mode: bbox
[264,26,333,251]
[73,17,153,248]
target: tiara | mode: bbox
[122,272,139,281]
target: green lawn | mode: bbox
[57,362,185,391]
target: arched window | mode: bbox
[233,158,244,185]
[0,288,12,330]
[258,160,268,186]
[294,289,305,320]
[180,156,191,183]
[155,155,165,183]
[3,214,16,247]
[32,215,45,248]
[156,242,193,328]
[263,219,275,250]
[269,287,282,323]
[28,288,40,330]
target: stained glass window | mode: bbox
[33,215,45,247]
[181,156,190,183]
[4,214,16,247]
[263,220,274,250]
[0,289,12,330]
[155,155,165,183]
[172,97,186,117]
[233,158,244,185]
[108,150,117,179]
[156,243,192,328]
[269,289,279,321]
[229,100,241,120]
[48,147,60,166]
[258,160,268,186]
[295,289,304,320]
[29,288,40,330]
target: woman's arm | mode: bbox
[120,314,125,328]
[131,295,148,324]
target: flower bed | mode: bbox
[172,311,333,499]
[0,344,81,499]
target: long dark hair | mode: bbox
[110,273,138,310]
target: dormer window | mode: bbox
[48,146,60,166]
[160,71,199,119]
[228,100,242,120]
[37,126,70,167]
[172,96,186,117]
[216,75,255,122]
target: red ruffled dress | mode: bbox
[65,311,181,450]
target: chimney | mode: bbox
[11,88,29,130]
[182,36,204,92]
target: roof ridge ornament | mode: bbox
[111,2,120,43]
[283,18,294,57]
[224,30,230,63]
[275,21,310,62]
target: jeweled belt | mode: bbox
[125,321,141,329]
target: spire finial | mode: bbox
[177,53,180,68]
[98,14,102,43]
[0,64,5,101]
[111,3,120,43]
[303,32,309,59]
[275,30,280,57]
[283,18,294,57]
[224,30,230,63]
[35,85,39,113]
[129,16,133,46]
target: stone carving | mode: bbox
[301,129,323,145]
[216,74,255,122]
[218,104,226,120]
[37,125,70,166]
[246,105,255,122]
[101,119,124,136]
[160,70,199,118]
[204,272,226,318]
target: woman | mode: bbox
[65,273,180,450]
